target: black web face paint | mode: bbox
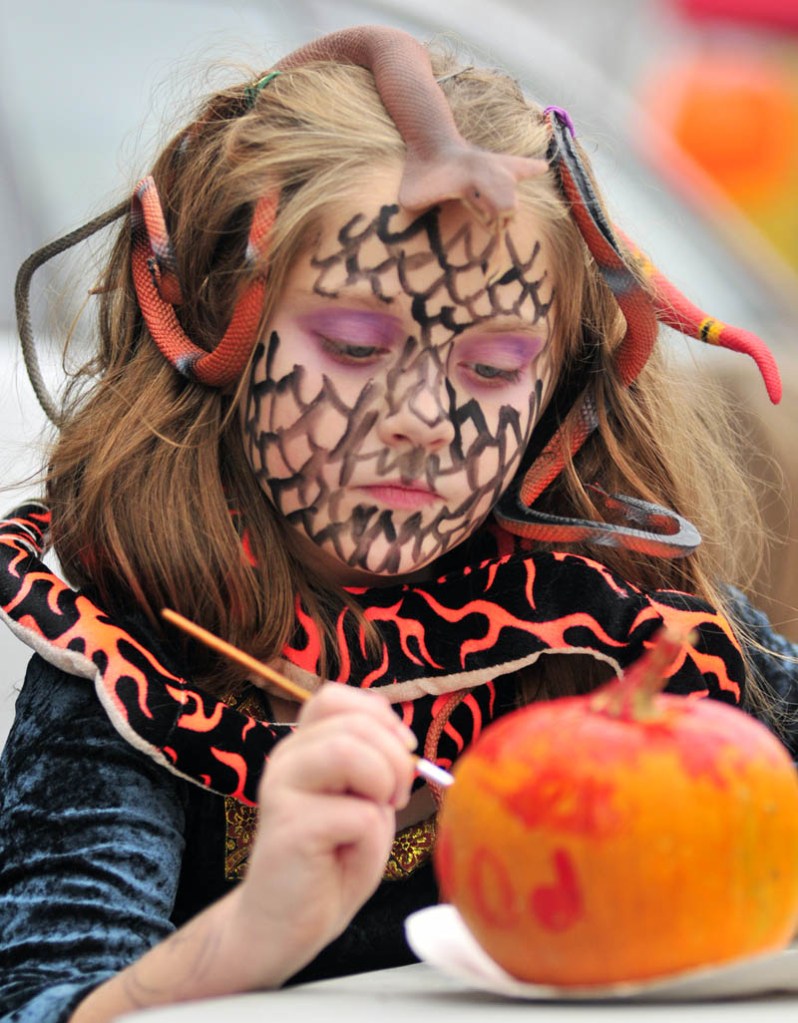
[242,184,556,583]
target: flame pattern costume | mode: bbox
[1,502,797,1020]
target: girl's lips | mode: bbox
[358,484,441,510]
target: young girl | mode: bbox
[1,25,796,1023]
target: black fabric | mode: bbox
[728,586,798,759]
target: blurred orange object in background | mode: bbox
[645,51,798,204]
[642,45,798,269]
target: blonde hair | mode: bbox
[44,51,764,702]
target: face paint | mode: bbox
[242,167,556,585]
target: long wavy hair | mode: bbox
[42,50,764,705]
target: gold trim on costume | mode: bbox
[224,800,259,880]
[223,685,270,881]
[383,815,437,881]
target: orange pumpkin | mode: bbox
[434,628,798,986]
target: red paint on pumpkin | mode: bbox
[469,845,521,928]
[529,848,584,932]
[495,766,621,839]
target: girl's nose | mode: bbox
[377,374,456,453]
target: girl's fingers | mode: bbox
[268,714,414,808]
[298,684,417,806]
[273,791,395,861]
[244,685,419,963]
[298,795,396,893]
[298,683,416,749]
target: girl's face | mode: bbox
[242,166,557,586]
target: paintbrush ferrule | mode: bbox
[414,757,455,788]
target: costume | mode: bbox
[1,502,797,1023]
[0,504,753,802]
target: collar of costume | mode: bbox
[0,502,744,806]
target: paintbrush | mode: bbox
[161,607,455,789]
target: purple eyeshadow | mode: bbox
[298,309,403,347]
[457,333,546,366]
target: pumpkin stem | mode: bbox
[590,626,693,720]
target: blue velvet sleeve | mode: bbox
[0,655,188,1023]
[727,586,798,759]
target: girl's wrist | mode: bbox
[217,881,328,992]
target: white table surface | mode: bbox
[115,961,798,1022]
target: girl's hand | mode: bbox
[228,683,417,985]
[71,683,416,1021]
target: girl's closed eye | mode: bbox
[318,336,389,364]
[455,332,546,388]
[464,361,523,384]
[298,308,403,367]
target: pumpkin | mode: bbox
[434,627,798,987]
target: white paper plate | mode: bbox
[404,904,798,1001]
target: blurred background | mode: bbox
[1,0,797,745]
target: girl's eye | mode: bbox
[319,337,386,363]
[455,331,545,389]
[466,362,523,385]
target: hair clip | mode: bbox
[542,105,576,136]
[243,70,282,110]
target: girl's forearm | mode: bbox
[68,888,300,1022]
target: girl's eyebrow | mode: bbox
[465,316,550,340]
